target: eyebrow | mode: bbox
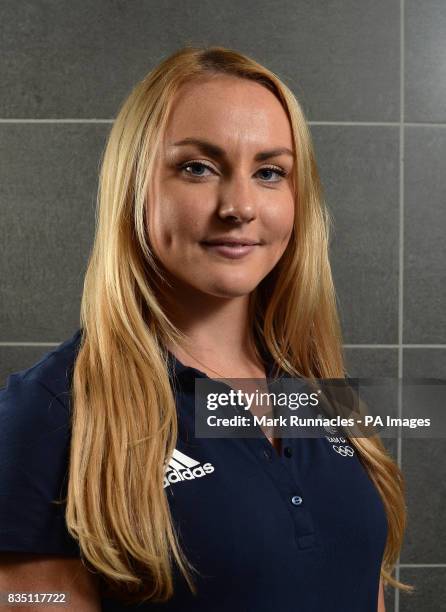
[168,137,295,162]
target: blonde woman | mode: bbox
[0,46,413,611]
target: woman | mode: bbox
[0,46,413,611]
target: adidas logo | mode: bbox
[164,449,215,488]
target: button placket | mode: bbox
[197,373,319,551]
[245,436,317,550]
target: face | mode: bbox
[147,74,295,299]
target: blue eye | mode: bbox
[181,162,213,177]
[257,167,287,182]
[179,160,287,182]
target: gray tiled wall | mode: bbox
[1,1,444,610]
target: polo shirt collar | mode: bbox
[167,350,282,381]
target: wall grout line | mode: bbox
[343,344,446,349]
[399,564,446,568]
[0,342,61,347]
[395,1,405,610]
[2,342,446,348]
[404,122,446,128]
[0,119,445,127]
[2,342,446,349]
[0,119,114,124]
[394,344,446,349]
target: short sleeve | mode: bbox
[0,375,81,557]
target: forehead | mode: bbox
[163,75,293,151]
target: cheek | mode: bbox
[262,195,295,242]
[146,188,207,255]
[147,198,176,256]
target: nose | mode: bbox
[217,173,257,224]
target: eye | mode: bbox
[178,160,288,182]
[256,166,287,182]
[179,161,215,179]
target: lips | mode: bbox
[201,238,260,246]
[200,241,259,260]
[204,242,256,246]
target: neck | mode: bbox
[158,279,264,376]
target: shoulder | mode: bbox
[1,327,83,398]
[0,329,83,557]
[0,328,83,474]
[0,328,83,424]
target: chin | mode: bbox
[204,281,259,298]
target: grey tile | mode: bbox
[400,437,446,563]
[0,345,57,389]
[402,348,446,442]
[312,126,400,344]
[406,0,446,122]
[400,350,446,564]
[344,348,399,458]
[384,581,395,612]
[344,348,398,378]
[404,128,446,344]
[333,350,399,599]
[0,0,400,121]
[399,567,446,611]
[404,349,446,378]
[0,124,108,341]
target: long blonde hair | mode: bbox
[66,45,413,603]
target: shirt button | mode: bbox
[263,448,272,460]
[291,495,303,506]
[284,446,293,458]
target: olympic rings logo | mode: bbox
[332,445,355,457]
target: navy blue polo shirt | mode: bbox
[0,329,388,611]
